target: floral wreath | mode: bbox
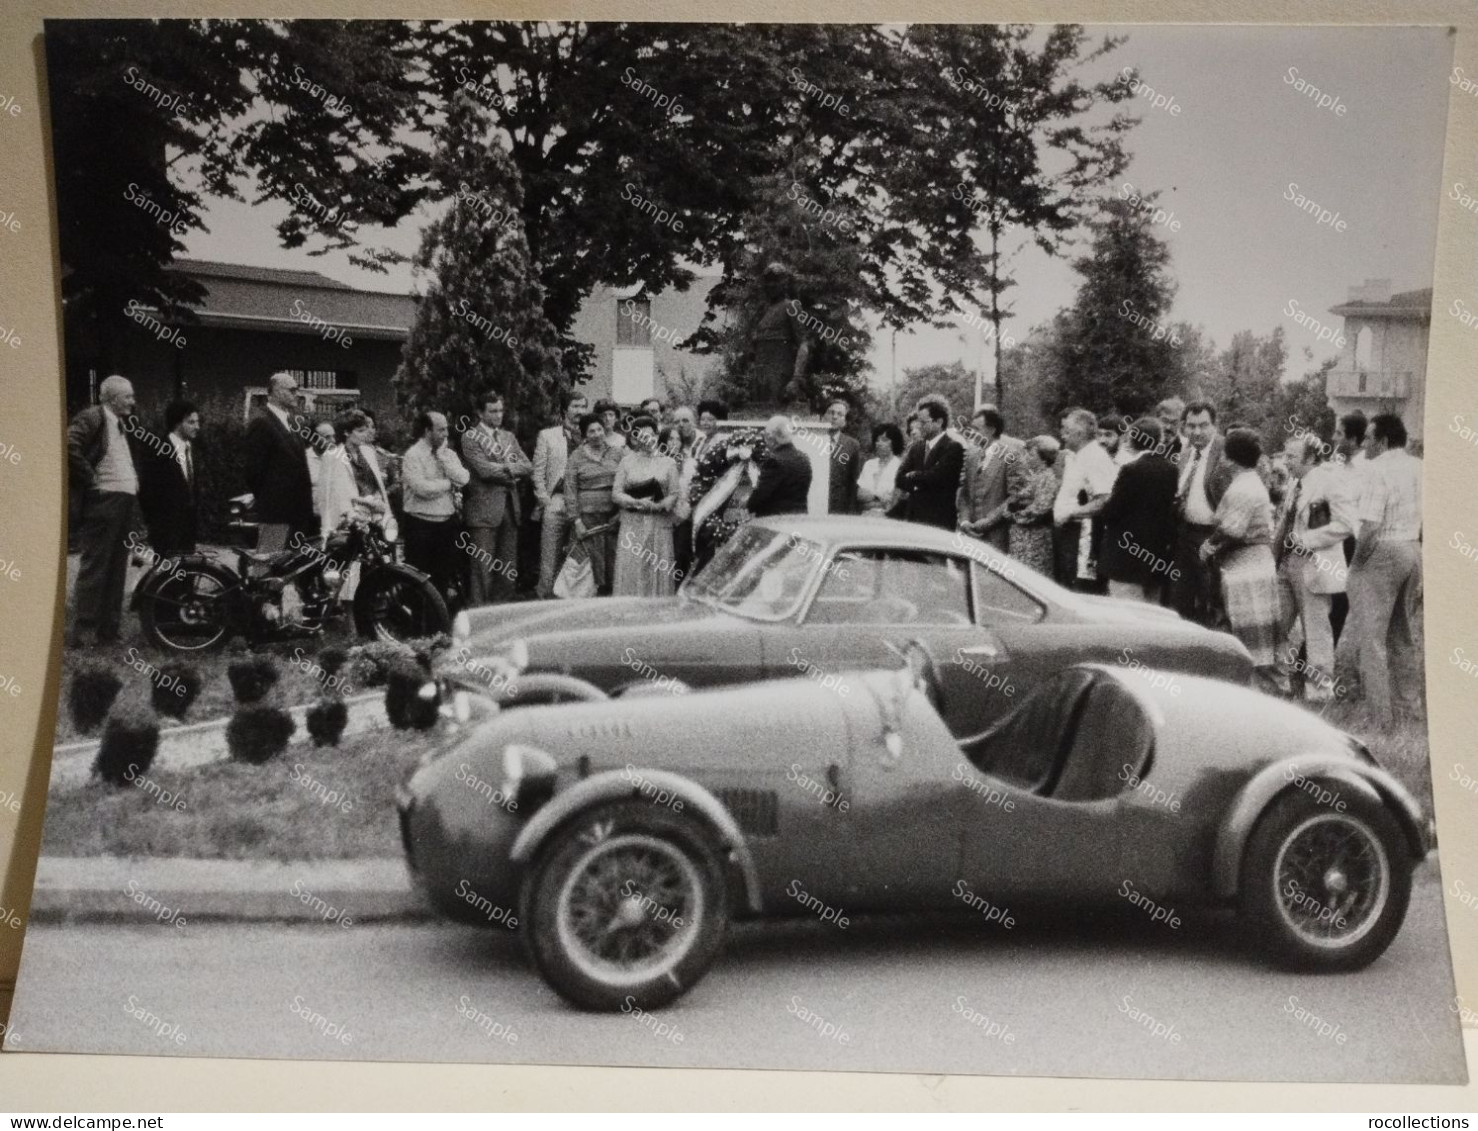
[689,426,771,551]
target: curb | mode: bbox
[49,691,388,791]
[26,855,432,925]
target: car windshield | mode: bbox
[684,525,824,622]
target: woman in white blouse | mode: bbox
[318,408,389,540]
[857,423,905,516]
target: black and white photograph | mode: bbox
[4,16,1468,1084]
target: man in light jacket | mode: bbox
[532,392,587,598]
[401,410,470,605]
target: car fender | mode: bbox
[1211,755,1428,898]
[508,768,763,913]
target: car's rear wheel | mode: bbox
[1240,789,1412,972]
[521,801,729,1011]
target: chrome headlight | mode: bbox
[381,516,399,544]
[501,743,559,813]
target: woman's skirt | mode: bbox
[1009,524,1053,578]
[1220,543,1280,666]
[614,511,677,597]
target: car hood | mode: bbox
[1062,592,1188,626]
[461,595,746,650]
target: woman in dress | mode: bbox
[857,423,904,516]
[318,408,388,539]
[999,436,1058,577]
[613,416,681,597]
[1201,429,1281,691]
[563,413,626,596]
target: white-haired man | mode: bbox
[244,371,315,541]
[66,374,143,645]
[745,415,812,517]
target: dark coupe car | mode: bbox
[449,515,1252,738]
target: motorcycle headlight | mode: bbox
[381,516,399,544]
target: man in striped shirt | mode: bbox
[1341,413,1424,725]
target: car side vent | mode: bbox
[717,789,779,837]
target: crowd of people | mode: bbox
[66,370,1423,727]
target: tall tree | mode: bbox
[890,360,978,427]
[393,95,563,433]
[1200,327,1289,435]
[1043,195,1180,416]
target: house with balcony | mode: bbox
[1326,279,1430,442]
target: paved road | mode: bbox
[7,870,1466,1083]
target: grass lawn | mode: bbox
[1317,698,1435,817]
[43,722,441,860]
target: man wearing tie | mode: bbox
[892,399,966,530]
[957,405,1024,552]
[244,371,316,544]
[1169,400,1236,626]
[823,399,862,515]
[140,401,202,558]
[66,374,145,645]
[461,391,533,605]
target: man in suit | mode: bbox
[1275,434,1356,705]
[532,392,587,599]
[746,415,812,517]
[244,371,315,543]
[670,405,703,579]
[823,399,862,515]
[892,399,966,530]
[460,391,533,605]
[1051,407,1119,593]
[1167,400,1238,625]
[957,405,1024,552]
[1097,417,1180,603]
[139,400,202,558]
[66,374,145,645]
[1155,396,1186,465]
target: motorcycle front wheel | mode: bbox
[137,562,237,652]
[352,564,450,644]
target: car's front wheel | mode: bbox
[521,801,729,1011]
[1240,789,1413,972]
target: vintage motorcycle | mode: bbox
[132,496,450,652]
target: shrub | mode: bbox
[350,640,414,689]
[306,697,349,747]
[385,656,438,731]
[69,663,123,734]
[226,704,296,764]
[227,655,280,704]
[94,701,161,787]
[317,646,349,678]
[151,662,202,721]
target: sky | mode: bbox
[176,23,1456,392]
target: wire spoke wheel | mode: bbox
[358,572,448,643]
[1272,813,1389,949]
[142,569,231,651]
[556,833,703,988]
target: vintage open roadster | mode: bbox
[397,632,1431,1012]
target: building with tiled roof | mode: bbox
[1326,278,1430,441]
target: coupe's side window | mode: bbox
[971,562,1046,624]
[806,550,972,626]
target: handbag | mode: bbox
[552,543,596,599]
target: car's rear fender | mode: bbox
[508,768,763,913]
[1211,755,1428,899]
